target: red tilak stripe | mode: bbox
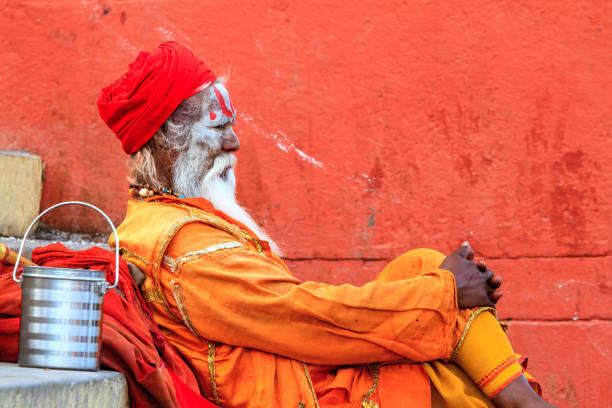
[213,86,234,117]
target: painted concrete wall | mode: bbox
[1,1,611,406]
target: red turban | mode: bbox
[97,41,216,154]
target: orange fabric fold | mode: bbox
[113,197,480,407]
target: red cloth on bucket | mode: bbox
[0,243,215,408]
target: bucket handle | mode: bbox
[12,201,120,290]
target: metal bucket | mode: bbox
[12,201,119,371]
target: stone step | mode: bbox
[1,236,109,260]
[0,151,44,237]
[0,362,128,407]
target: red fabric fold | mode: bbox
[0,243,215,408]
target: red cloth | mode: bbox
[0,243,216,408]
[97,41,216,154]
[0,273,20,363]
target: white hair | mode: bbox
[127,90,203,187]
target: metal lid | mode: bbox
[22,266,106,282]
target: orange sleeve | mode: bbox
[160,223,461,366]
[452,309,526,398]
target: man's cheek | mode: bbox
[192,125,222,149]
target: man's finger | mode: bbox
[481,293,496,308]
[466,249,475,261]
[455,241,472,258]
[488,274,502,289]
[490,290,503,304]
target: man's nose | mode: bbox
[222,130,240,151]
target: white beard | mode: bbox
[173,145,283,256]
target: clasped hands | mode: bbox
[440,242,503,309]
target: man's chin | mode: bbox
[219,165,234,181]
[201,168,236,201]
[221,169,236,191]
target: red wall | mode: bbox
[2,1,611,406]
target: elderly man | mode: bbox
[98,42,555,408]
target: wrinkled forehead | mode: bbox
[201,82,236,126]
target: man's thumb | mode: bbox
[455,241,471,257]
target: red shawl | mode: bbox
[0,243,215,408]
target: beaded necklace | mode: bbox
[129,184,184,199]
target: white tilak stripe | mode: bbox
[193,81,213,95]
[164,241,244,272]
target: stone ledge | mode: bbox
[0,362,128,407]
[1,236,109,260]
[0,151,44,237]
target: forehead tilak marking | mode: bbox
[212,85,236,118]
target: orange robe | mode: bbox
[111,197,502,407]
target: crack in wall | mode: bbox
[284,254,612,261]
